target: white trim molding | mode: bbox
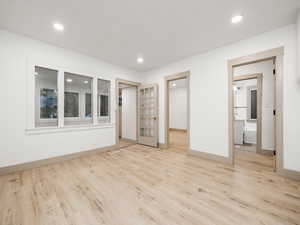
[0,144,118,176]
[26,123,115,135]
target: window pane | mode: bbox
[40,89,57,119]
[98,79,110,122]
[100,95,109,116]
[85,93,92,118]
[251,89,257,119]
[64,92,79,117]
[35,66,58,127]
[64,72,93,125]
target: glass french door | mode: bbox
[138,84,159,147]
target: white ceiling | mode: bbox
[0,0,299,72]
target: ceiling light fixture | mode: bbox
[66,78,72,82]
[137,57,144,64]
[231,15,243,24]
[53,22,64,31]
[84,80,89,84]
[172,83,176,87]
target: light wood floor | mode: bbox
[1,140,300,224]
[235,149,274,170]
[119,138,136,149]
[169,129,187,151]
[235,144,257,152]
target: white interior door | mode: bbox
[138,84,159,147]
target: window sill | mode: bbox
[26,123,115,135]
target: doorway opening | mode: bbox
[116,79,140,148]
[165,72,190,151]
[228,47,284,172]
[116,79,159,148]
[233,75,262,154]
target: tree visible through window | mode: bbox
[35,66,58,127]
[40,88,57,119]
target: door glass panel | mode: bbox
[139,87,155,137]
[138,84,158,147]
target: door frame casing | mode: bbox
[233,73,263,154]
[115,79,141,146]
[228,47,284,173]
[164,71,190,150]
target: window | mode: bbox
[35,66,58,127]
[64,72,93,125]
[250,89,257,119]
[98,79,110,122]
[64,92,79,117]
[32,66,112,130]
[99,95,109,116]
[40,89,57,119]
[85,93,92,118]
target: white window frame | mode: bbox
[63,71,94,124]
[31,65,60,129]
[26,59,114,134]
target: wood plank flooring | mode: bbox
[0,135,300,225]
[169,129,187,151]
[119,138,136,149]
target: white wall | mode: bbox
[121,87,137,140]
[234,60,275,150]
[0,29,140,168]
[143,24,300,172]
[297,12,300,77]
[1,23,300,173]
[169,86,187,130]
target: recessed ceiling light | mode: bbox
[231,15,243,24]
[53,22,64,31]
[137,57,144,64]
[66,78,72,82]
[84,80,89,84]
